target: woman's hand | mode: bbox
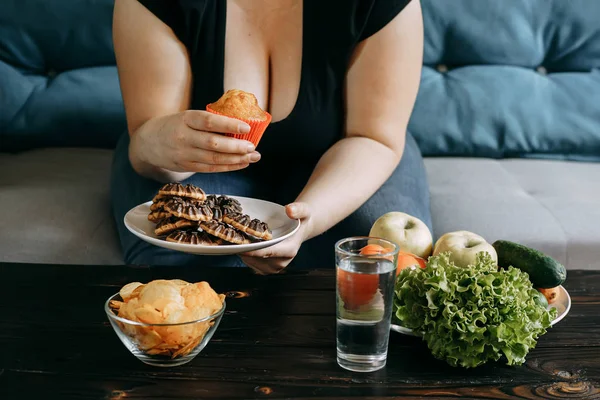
[130,110,261,176]
[239,202,312,275]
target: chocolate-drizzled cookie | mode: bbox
[203,195,241,220]
[166,230,222,245]
[218,196,243,214]
[222,212,251,232]
[210,205,224,221]
[217,195,241,206]
[205,194,218,208]
[246,219,272,240]
[154,217,197,236]
[152,193,167,203]
[148,210,172,223]
[150,199,168,212]
[164,197,213,221]
[199,220,251,245]
[222,212,272,240]
[158,183,206,201]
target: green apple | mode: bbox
[433,230,497,267]
[369,212,433,259]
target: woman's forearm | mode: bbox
[296,135,404,241]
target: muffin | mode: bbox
[206,89,272,147]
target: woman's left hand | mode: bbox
[239,202,312,275]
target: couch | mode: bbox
[1,0,599,269]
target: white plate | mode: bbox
[391,285,571,336]
[124,196,301,255]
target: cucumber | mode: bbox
[492,240,566,288]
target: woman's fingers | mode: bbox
[286,202,311,220]
[182,148,260,166]
[168,119,260,172]
[183,110,251,135]
[239,256,289,275]
[185,162,250,173]
[184,126,255,154]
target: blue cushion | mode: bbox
[408,0,600,160]
[0,0,125,152]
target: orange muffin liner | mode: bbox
[206,104,272,147]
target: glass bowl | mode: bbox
[105,293,225,367]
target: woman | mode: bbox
[111,0,431,274]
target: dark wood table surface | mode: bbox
[0,263,599,400]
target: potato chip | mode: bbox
[146,347,171,356]
[158,319,198,346]
[134,304,163,325]
[172,336,202,359]
[119,282,143,302]
[117,299,141,337]
[191,321,211,343]
[135,328,163,350]
[182,282,222,313]
[112,278,224,359]
[186,306,212,322]
[161,302,189,324]
[109,300,124,311]
[170,279,191,287]
[139,280,185,310]
[118,298,138,319]
[130,284,145,300]
[154,342,180,350]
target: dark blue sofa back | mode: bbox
[1,0,599,159]
[0,0,124,151]
[412,0,600,161]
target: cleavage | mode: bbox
[223,0,303,123]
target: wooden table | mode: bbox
[0,263,598,399]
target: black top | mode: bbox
[137,0,411,164]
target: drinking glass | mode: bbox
[335,236,399,372]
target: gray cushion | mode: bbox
[0,148,122,265]
[1,149,598,270]
[426,158,600,270]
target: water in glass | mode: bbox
[336,255,396,372]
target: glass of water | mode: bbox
[335,236,399,373]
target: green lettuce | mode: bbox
[394,252,557,368]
